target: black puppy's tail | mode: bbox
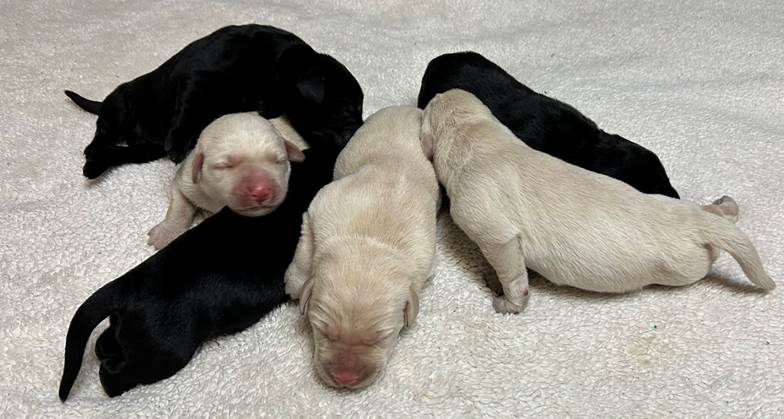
[64,90,102,114]
[59,280,120,401]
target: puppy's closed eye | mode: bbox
[213,155,240,169]
[212,162,233,170]
[314,326,339,342]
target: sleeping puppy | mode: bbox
[417,51,679,198]
[65,24,363,179]
[58,147,340,400]
[285,106,439,389]
[147,113,307,250]
[421,89,774,314]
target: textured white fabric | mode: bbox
[1,0,782,416]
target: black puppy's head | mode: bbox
[276,46,364,148]
[597,132,680,198]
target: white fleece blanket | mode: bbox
[1,0,782,416]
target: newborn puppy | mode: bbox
[285,106,439,389]
[59,147,340,400]
[65,24,363,179]
[421,89,774,314]
[418,51,679,198]
[147,113,307,250]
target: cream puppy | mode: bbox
[147,113,306,250]
[421,89,774,313]
[285,106,439,389]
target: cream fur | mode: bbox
[423,89,775,314]
[147,113,306,250]
[284,105,439,389]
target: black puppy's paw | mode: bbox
[99,358,134,398]
[82,160,110,179]
[95,328,121,360]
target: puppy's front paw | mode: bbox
[492,294,529,314]
[147,222,186,250]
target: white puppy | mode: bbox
[285,106,439,389]
[421,89,774,313]
[147,113,306,250]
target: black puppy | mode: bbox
[417,51,679,198]
[58,147,340,400]
[66,24,363,178]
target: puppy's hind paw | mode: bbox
[83,160,110,179]
[147,222,186,250]
[492,293,529,314]
[713,195,739,222]
[703,195,740,223]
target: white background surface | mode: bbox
[1,0,782,416]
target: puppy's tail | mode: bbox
[59,279,120,401]
[700,210,775,290]
[64,90,102,114]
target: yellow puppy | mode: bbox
[285,105,439,389]
[421,89,774,314]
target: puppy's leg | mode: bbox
[95,326,121,360]
[426,253,439,281]
[478,236,529,314]
[284,213,314,300]
[83,143,166,179]
[701,195,739,223]
[147,188,197,250]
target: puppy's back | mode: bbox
[334,106,428,178]
[310,106,438,268]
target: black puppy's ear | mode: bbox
[296,75,326,105]
[277,46,327,105]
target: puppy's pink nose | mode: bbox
[246,184,271,202]
[332,370,359,387]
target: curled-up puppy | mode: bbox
[147,113,307,250]
[418,51,679,198]
[58,147,339,400]
[285,106,439,389]
[65,24,363,179]
[421,89,774,314]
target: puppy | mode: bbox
[418,51,679,198]
[59,147,340,400]
[147,113,307,250]
[284,106,439,389]
[65,24,363,179]
[421,89,774,314]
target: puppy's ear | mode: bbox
[404,286,420,328]
[420,112,434,161]
[299,279,314,316]
[277,45,326,105]
[285,140,305,162]
[296,75,326,105]
[191,151,204,183]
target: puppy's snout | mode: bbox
[321,351,377,389]
[331,369,360,387]
[246,183,272,202]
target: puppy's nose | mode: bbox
[332,369,359,387]
[246,184,271,202]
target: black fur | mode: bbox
[67,24,363,179]
[58,147,340,400]
[417,51,679,198]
